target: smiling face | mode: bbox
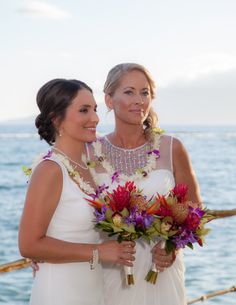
[58,89,99,143]
[105,70,152,126]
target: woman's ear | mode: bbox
[52,116,62,134]
[105,94,113,111]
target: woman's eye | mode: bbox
[142,91,150,97]
[79,108,88,113]
[124,90,133,95]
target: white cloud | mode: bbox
[157,68,236,125]
[157,52,236,88]
[17,1,70,20]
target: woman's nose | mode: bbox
[135,94,144,105]
[92,111,99,124]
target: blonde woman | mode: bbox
[88,63,201,305]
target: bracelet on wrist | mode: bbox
[89,247,99,270]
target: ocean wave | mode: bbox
[0,133,38,139]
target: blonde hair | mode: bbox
[103,63,158,139]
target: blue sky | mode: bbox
[0,0,236,125]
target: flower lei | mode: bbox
[89,128,164,185]
[24,150,95,195]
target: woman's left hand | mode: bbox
[151,242,176,272]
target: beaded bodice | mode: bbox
[102,136,153,176]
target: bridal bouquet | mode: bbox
[87,181,157,285]
[145,183,212,284]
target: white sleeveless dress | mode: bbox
[29,155,105,305]
[89,135,186,305]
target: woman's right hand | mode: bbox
[31,260,40,277]
[98,240,136,266]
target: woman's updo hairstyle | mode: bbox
[103,63,158,140]
[35,78,92,145]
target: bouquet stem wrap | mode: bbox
[124,265,135,285]
[145,240,165,284]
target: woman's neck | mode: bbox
[53,138,87,164]
[107,125,146,149]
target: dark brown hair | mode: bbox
[35,79,92,145]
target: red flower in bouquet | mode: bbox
[108,181,136,212]
[185,207,203,231]
[172,183,188,203]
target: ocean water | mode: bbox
[0,123,236,305]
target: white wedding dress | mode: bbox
[29,155,105,305]
[88,134,186,305]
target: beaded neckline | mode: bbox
[104,136,149,152]
[89,131,162,184]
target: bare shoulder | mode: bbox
[29,159,63,186]
[172,137,185,152]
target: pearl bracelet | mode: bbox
[89,248,99,270]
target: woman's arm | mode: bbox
[173,138,202,204]
[152,137,202,269]
[18,160,135,266]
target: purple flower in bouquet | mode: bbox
[90,184,109,200]
[173,229,197,249]
[94,205,108,223]
[125,208,154,230]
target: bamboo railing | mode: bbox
[0,258,31,273]
[206,208,236,219]
[187,285,236,304]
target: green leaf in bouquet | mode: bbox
[146,226,157,236]
[166,196,177,206]
[153,218,161,232]
[120,208,129,217]
[122,223,136,233]
[142,234,152,243]
[187,242,194,250]
[95,221,113,232]
[160,220,173,234]
[105,209,113,221]
[165,240,176,254]
[108,232,118,237]
[168,229,179,237]
[196,227,211,237]
[111,224,123,233]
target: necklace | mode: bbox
[53,147,88,170]
[52,152,94,194]
[29,149,95,195]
